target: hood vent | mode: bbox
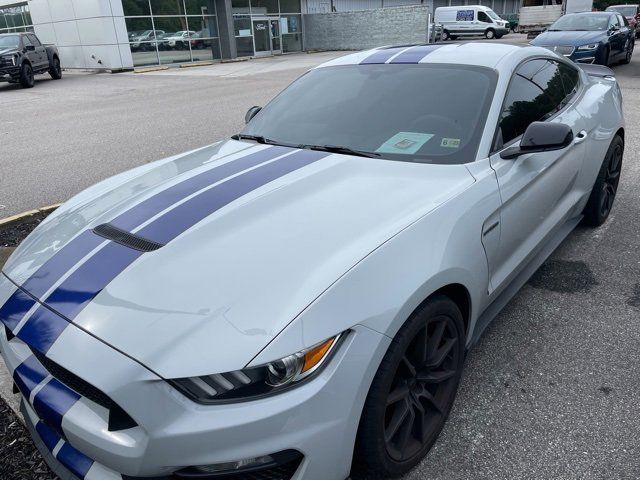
[93,223,164,252]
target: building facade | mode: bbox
[0,0,518,70]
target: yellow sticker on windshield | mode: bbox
[376,132,434,155]
[441,138,461,148]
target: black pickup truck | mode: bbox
[0,32,62,88]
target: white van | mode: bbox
[434,5,510,40]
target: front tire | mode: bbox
[441,30,449,41]
[353,295,465,478]
[49,56,62,79]
[19,62,34,88]
[485,28,495,39]
[621,40,634,64]
[582,135,623,227]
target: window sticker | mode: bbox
[376,132,434,155]
[440,138,461,148]
[456,9,475,21]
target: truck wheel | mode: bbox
[485,29,496,39]
[441,30,449,41]
[49,56,62,80]
[19,62,34,88]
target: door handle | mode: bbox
[574,130,587,144]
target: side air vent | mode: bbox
[93,223,164,252]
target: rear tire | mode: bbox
[19,62,34,88]
[485,28,495,39]
[621,40,633,64]
[582,135,623,227]
[49,56,62,79]
[353,295,465,478]
[441,30,449,41]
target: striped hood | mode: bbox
[1,140,474,378]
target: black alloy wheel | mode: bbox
[621,40,634,64]
[384,313,461,462]
[353,295,465,478]
[49,57,62,79]
[583,135,624,226]
[19,62,34,88]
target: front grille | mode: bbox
[543,45,575,56]
[32,348,113,410]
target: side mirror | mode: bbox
[245,106,262,124]
[500,122,573,160]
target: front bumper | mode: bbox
[0,276,390,480]
[495,27,510,36]
[569,47,602,64]
[0,66,20,81]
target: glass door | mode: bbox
[252,19,271,56]
[270,19,281,54]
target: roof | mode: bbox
[317,43,528,70]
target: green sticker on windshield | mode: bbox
[376,132,434,155]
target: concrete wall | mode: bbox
[0,0,133,70]
[303,5,430,50]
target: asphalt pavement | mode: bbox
[1,36,640,479]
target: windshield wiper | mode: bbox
[231,133,278,144]
[298,144,382,159]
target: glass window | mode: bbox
[549,13,610,31]
[478,11,491,23]
[282,33,302,52]
[123,0,152,16]
[243,64,497,164]
[152,16,187,33]
[232,0,251,14]
[280,15,301,34]
[0,35,20,48]
[185,0,214,15]
[250,0,279,15]
[22,33,32,46]
[27,33,41,46]
[280,0,301,13]
[235,36,254,56]
[493,0,505,14]
[234,15,252,36]
[558,63,580,101]
[126,17,154,37]
[187,15,218,37]
[150,0,185,15]
[497,60,566,147]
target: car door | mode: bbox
[477,10,493,36]
[455,9,474,34]
[21,35,38,67]
[27,34,47,69]
[487,59,588,293]
[608,14,626,58]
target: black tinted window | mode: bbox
[558,63,580,100]
[497,59,568,147]
[27,34,41,46]
[478,11,491,22]
[22,35,32,47]
[244,64,497,165]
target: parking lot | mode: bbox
[1,35,640,479]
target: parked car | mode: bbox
[435,5,510,40]
[606,4,640,38]
[0,33,62,88]
[0,43,625,480]
[130,30,165,51]
[164,30,196,49]
[518,0,593,37]
[531,11,635,65]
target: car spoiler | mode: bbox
[578,64,615,79]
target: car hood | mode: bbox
[532,30,606,46]
[3,140,475,378]
[0,47,19,56]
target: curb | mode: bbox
[0,204,61,230]
[179,60,214,68]
[134,65,169,73]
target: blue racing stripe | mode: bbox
[20,230,104,299]
[388,44,444,64]
[13,355,49,398]
[56,442,94,479]
[33,377,81,433]
[138,149,330,244]
[110,145,291,231]
[36,420,61,452]
[0,288,36,330]
[17,306,71,354]
[360,46,411,64]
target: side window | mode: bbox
[611,15,620,28]
[557,62,580,102]
[22,35,32,47]
[478,11,492,23]
[28,34,42,47]
[496,59,566,148]
[619,14,628,27]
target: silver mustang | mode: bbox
[0,43,624,480]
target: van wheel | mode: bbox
[485,29,496,39]
[442,30,449,41]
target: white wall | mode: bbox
[0,0,133,70]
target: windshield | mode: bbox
[549,14,611,31]
[487,10,500,20]
[0,35,20,49]
[242,64,497,165]
[607,6,636,16]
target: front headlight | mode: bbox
[169,333,344,404]
[1,55,16,66]
[577,43,599,51]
